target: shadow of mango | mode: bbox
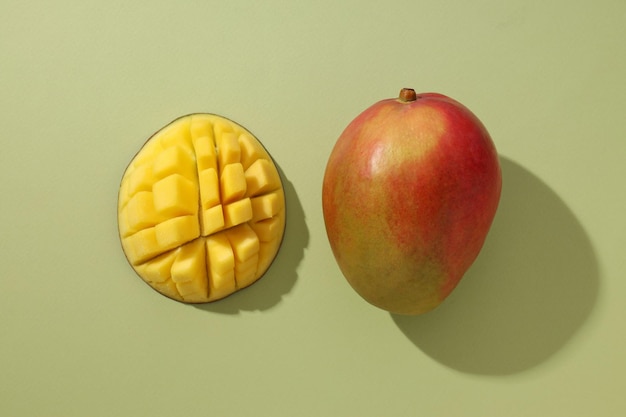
[194,173,308,314]
[392,157,599,375]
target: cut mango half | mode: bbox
[118,114,286,303]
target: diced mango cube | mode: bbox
[158,117,191,148]
[236,255,258,273]
[125,191,158,234]
[130,139,162,168]
[205,233,234,276]
[152,174,198,218]
[193,135,217,172]
[171,239,206,284]
[234,261,258,289]
[212,119,232,139]
[220,163,247,203]
[118,206,132,238]
[190,115,213,140]
[208,270,236,301]
[249,216,283,242]
[225,223,259,262]
[177,280,209,302]
[216,132,240,170]
[137,249,179,283]
[127,164,155,196]
[223,198,252,228]
[239,133,268,170]
[153,144,196,181]
[155,215,199,251]
[244,158,281,197]
[250,190,283,222]
[170,240,208,302]
[201,205,224,236]
[123,227,161,265]
[199,168,220,209]
[151,279,179,299]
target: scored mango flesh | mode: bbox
[118,114,286,303]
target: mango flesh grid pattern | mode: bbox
[118,114,285,303]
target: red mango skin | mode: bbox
[322,92,502,315]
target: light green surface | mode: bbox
[2,1,625,415]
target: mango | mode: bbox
[118,114,285,303]
[322,89,501,315]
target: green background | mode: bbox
[2,1,625,415]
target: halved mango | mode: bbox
[118,114,286,303]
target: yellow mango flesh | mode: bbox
[118,114,286,303]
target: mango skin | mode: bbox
[322,92,501,315]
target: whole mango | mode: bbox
[322,88,501,315]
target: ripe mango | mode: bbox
[322,89,501,315]
[118,114,285,303]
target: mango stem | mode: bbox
[399,88,418,102]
